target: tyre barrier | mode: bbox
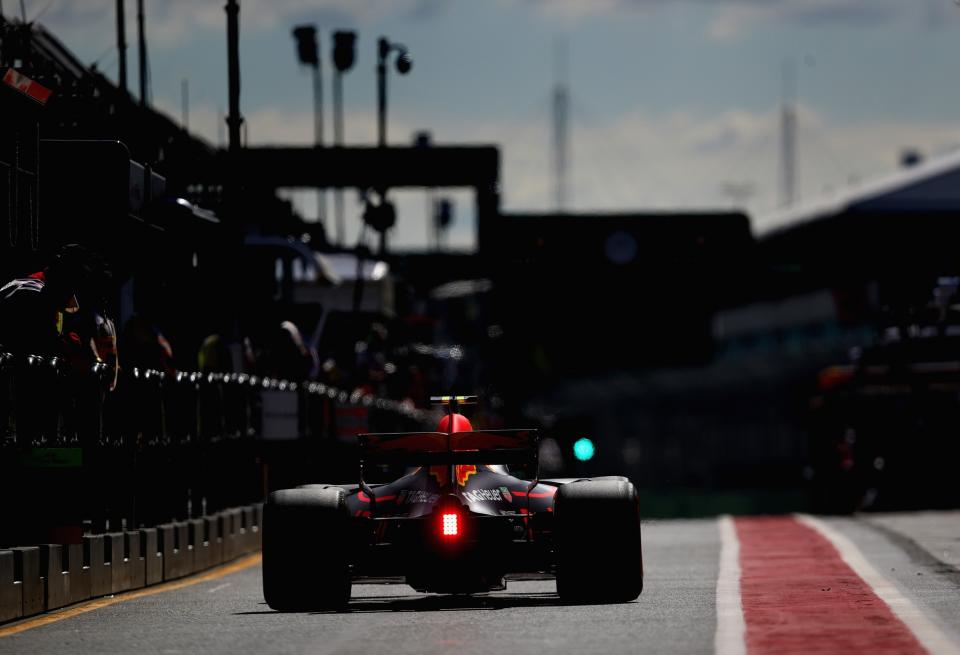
[0,503,263,625]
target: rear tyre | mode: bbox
[262,486,351,611]
[554,478,643,604]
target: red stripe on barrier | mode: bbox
[736,516,926,655]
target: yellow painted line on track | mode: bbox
[0,553,262,638]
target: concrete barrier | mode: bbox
[84,534,111,598]
[157,524,176,581]
[177,522,195,575]
[220,511,236,562]
[125,531,145,590]
[0,550,22,623]
[237,508,250,555]
[204,515,223,566]
[67,543,90,605]
[232,508,245,556]
[225,508,243,558]
[185,520,203,575]
[1,507,264,626]
[11,547,42,617]
[159,523,192,581]
[139,528,162,586]
[39,544,69,611]
[251,503,263,550]
[106,533,131,594]
[189,519,208,572]
[216,512,229,562]
[240,506,257,553]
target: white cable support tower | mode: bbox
[552,38,570,213]
[780,57,798,208]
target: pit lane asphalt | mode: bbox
[0,519,718,655]
[1,515,957,655]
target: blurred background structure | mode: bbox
[3,0,960,556]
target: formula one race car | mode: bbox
[262,396,643,610]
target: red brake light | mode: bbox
[441,512,459,537]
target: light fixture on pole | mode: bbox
[377,37,412,148]
[293,24,327,229]
[331,30,356,247]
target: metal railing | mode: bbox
[0,349,434,547]
[0,351,431,448]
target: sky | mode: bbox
[21,0,960,250]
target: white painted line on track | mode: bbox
[714,515,746,655]
[797,514,960,655]
[206,583,232,594]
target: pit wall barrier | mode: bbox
[1,353,432,553]
[0,503,262,626]
[0,355,432,450]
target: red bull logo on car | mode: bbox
[456,465,477,487]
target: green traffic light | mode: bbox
[573,437,595,462]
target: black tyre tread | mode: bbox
[262,486,351,611]
[554,478,643,604]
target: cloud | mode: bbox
[34,0,940,70]
[520,0,657,22]
[175,99,960,246]
[37,0,444,48]
[707,0,900,42]
[521,0,923,41]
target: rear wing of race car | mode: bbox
[356,430,541,513]
[359,430,539,467]
[357,429,539,491]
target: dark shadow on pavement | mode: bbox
[234,611,280,615]
[234,591,567,616]
[335,591,565,614]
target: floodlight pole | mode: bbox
[333,68,345,244]
[311,52,327,226]
[377,37,388,148]
[376,37,411,147]
[225,0,243,154]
